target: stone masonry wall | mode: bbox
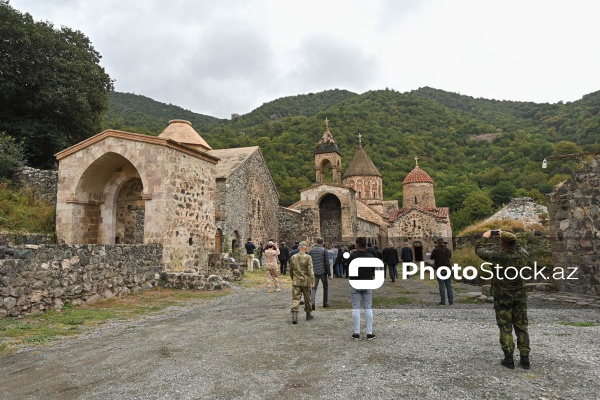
[12,166,58,204]
[547,156,600,295]
[277,207,302,245]
[0,244,163,318]
[218,150,279,250]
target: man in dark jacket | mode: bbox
[278,242,291,275]
[308,238,331,310]
[348,237,376,340]
[400,242,413,278]
[244,238,256,272]
[475,230,531,369]
[382,243,400,282]
[430,237,453,305]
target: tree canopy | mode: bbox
[0,0,113,168]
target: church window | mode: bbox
[415,196,418,204]
[413,220,416,228]
[358,191,362,199]
[373,191,376,198]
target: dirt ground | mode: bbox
[1,272,599,399]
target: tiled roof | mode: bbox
[158,120,212,151]
[343,146,382,178]
[402,166,433,185]
[387,206,449,222]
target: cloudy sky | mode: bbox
[10,0,600,119]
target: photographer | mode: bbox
[264,240,281,293]
[475,230,531,370]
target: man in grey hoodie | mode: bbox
[308,238,332,310]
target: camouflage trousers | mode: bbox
[291,286,312,313]
[494,298,530,357]
[266,268,279,290]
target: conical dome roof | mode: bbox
[343,146,381,178]
[158,120,212,151]
[402,166,433,185]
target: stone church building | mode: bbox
[55,120,278,271]
[55,119,450,271]
[278,124,452,257]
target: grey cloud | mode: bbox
[286,35,380,92]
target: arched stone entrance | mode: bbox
[215,228,223,253]
[70,152,146,244]
[319,193,342,243]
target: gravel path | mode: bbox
[1,275,599,400]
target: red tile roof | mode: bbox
[402,166,434,185]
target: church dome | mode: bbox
[402,166,433,185]
[158,120,212,151]
[343,146,381,178]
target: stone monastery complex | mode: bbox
[55,119,451,270]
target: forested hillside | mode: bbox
[102,87,600,233]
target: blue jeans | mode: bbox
[351,288,373,335]
[336,262,343,277]
[437,277,454,304]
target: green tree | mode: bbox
[0,132,24,178]
[462,192,493,221]
[489,181,517,207]
[552,140,582,156]
[0,1,113,168]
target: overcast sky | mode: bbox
[10,0,600,119]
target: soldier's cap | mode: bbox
[500,231,517,243]
[268,240,275,246]
[298,241,307,248]
[436,237,444,244]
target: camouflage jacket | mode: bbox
[289,253,315,287]
[475,238,530,301]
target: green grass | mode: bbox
[559,321,598,327]
[0,287,231,356]
[0,182,56,233]
[372,296,419,308]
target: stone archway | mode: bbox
[69,152,145,244]
[319,193,342,243]
[413,241,424,262]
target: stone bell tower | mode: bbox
[314,118,342,184]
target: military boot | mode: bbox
[292,312,298,325]
[519,355,530,369]
[501,356,515,369]
[306,312,314,321]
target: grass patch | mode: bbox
[372,296,419,308]
[0,287,231,356]
[459,219,527,238]
[0,182,56,233]
[559,321,598,327]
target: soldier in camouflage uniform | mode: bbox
[475,230,531,369]
[289,241,315,324]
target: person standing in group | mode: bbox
[278,241,290,275]
[308,238,331,310]
[430,237,453,305]
[245,238,256,272]
[348,237,376,340]
[400,242,413,278]
[475,230,531,370]
[382,242,399,283]
[263,241,281,292]
[335,245,344,277]
[327,245,335,278]
[289,241,315,323]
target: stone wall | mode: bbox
[277,207,303,245]
[402,182,436,208]
[12,166,58,204]
[484,197,548,228]
[547,156,600,295]
[0,244,163,318]
[216,149,279,252]
[388,209,451,254]
[0,231,56,246]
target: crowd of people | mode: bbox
[242,232,531,369]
